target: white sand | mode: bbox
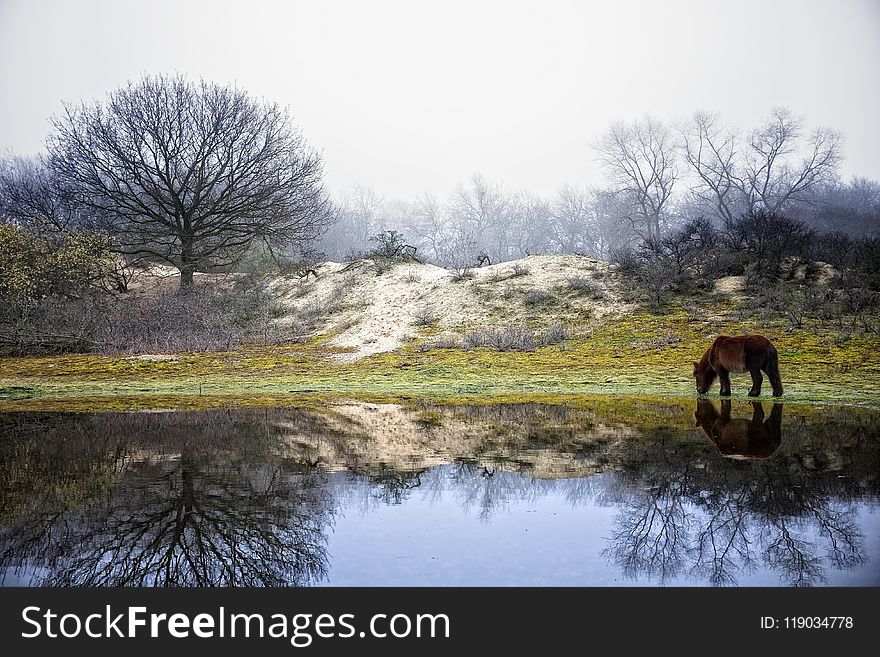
[266,254,629,361]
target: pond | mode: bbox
[0,398,877,587]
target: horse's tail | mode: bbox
[767,346,784,397]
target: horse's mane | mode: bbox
[696,349,712,369]
[694,348,718,388]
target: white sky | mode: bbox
[1,0,879,199]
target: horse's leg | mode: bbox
[749,402,766,447]
[718,368,732,396]
[750,401,765,423]
[767,403,784,435]
[748,369,763,397]
[764,347,784,397]
[764,403,784,454]
[767,347,782,397]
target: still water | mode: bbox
[0,399,877,587]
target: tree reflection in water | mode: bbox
[0,411,333,586]
[602,401,873,586]
[0,400,877,587]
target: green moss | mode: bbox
[1,306,878,412]
[0,386,39,400]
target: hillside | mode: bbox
[263,254,630,361]
[2,253,879,410]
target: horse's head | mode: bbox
[694,399,719,434]
[693,359,716,395]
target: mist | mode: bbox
[2,0,879,200]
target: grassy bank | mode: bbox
[2,308,878,411]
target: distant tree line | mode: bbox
[321,108,876,268]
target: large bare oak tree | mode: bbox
[48,74,334,289]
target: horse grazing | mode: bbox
[695,400,783,460]
[693,334,783,397]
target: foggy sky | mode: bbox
[1,0,879,199]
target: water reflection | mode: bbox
[603,402,867,586]
[0,401,877,587]
[695,400,782,459]
[0,412,331,586]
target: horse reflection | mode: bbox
[695,400,783,459]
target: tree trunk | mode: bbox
[180,236,195,290]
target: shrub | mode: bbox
[608,219,722,310]
[372,256,394,275]
[0,276,302,355]
[462,324,536,351]
[609,247,641,276]
[566,276,605,299]
[453,323,568,352]
[421,335,458,350]
[853,237,880,291]
[368,230,417,260]
[543,323,569,345]
[412,306,438,327]
[723,210,815,280]
[523,289,555,307]
[0,223,112,311]
[438,233,480,282]
[449,268,474,282]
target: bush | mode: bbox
[723,210,815,279]
[0,276,303,355]
[543,323,569,345]
[359,230,421,276]
[412,306,438,327]
[368,230,417,260]
[853,237,880,291]
[0,223,112,311]
[454,323,568,352]
[438,233,480,282]
[462,324,535,351]
[566,276,605,299]
[609,218,722,309]
[608,247,641,276]
[372,256,394,275]
[523,289,555,307]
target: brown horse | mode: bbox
[693,334,783,397]
[694,399,783,459]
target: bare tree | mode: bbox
[548,184,599,255]
[594,116,678,241]
[592,187,642,255]
[0,155,84,234]
[680,111,741,224]
[506,191,550,258]
[48,74,334,289]
[681,108,842,222]
[402,192,449,262]
[322,185,386,259]
[448,174,513,261]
